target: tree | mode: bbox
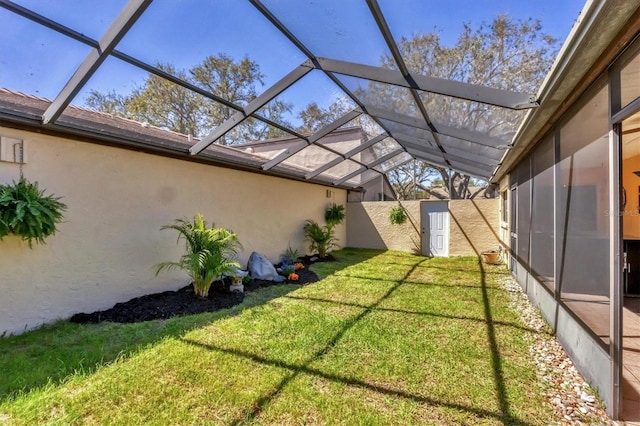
[387,161,439,200]
[85,54,292,145]
[297,100,351,134]
[380,16,557,198]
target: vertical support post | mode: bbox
[553,128,561,302]
[608,67,622,420]
[609,124,622,421]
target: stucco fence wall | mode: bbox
[346,199,500,256]
[346,201,422,253]
[448,199,501,256]
[0,127,346,336]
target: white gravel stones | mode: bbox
[499,277,613,425]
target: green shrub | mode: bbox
[0,177,67,248]
[281,265,295,276]
[303,219,338,259]
[281,245,300,264]
[389,206,407,225]
[155,213,242,298]
[324,203,345,229]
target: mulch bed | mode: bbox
[70,255,333,324]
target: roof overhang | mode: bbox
[0,99,370,193]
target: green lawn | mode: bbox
[0,248,555,425]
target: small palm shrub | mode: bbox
[324,203,345,229]
[155,213,242,298]
[303,219,338,259]
[0,177,67,248]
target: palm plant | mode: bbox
[303,219,338,259]
[155,213,242,298]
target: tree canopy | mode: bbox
[299,15,558,199]
[85,54,292,145]
[390,16,557,198]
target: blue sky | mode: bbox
[0,0,587,126]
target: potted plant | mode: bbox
[324,203,345,229]
[389,205,407,225]
[481,248,502,265]
[155,213,242,298]
[0,177,67,248]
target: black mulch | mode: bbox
[70,255,334,324]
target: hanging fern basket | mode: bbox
[0,177,67,248]
[389,206,407,225]
[325,203,345,228]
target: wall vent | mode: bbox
[0,136,27,164]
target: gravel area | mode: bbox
[499,277,614,425]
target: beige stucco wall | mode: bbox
[0,127,346,336]
[347,201,421,253]
[448,199,500,256]
[347,199,500,257]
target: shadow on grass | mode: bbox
[282,293,542,334]
[181,254,536,426]
[0,248,382,403]
[182,339,533,426]
[311,247,385,279]
[0,284,300,402]
[420,263,512,276]
[185,258,430,425]
[449,207,524,425]
[1,247,539,424]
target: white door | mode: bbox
[421,201,449,257]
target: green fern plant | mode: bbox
[324,203,345,229]
[0,177,67,248]
[303,219,338,259]
[155,213,242,298]
[389,206,407,225]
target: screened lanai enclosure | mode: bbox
[3,0,640,422]
[0,0,536,186]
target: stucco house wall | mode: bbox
[0,127,346,336]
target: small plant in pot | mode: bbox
[481,247,502,265]
[0,177,67,248]
[155,213,242,298]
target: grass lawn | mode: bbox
[0,248,555,425]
